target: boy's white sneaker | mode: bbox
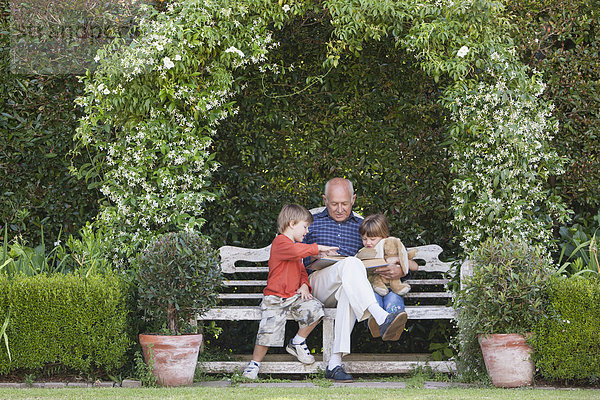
[242,361,260,379]
[286,340,315,364]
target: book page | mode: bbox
[306,256,347,270]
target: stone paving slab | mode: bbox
[239,382,315,388]
[44,382,67,389]
[66,382,90,388]
[194,381,231,387]
[424,381,475,389]
[121,379,142,388]
[93,381,115,388]
[0,383,23,388]
[333,381,406,388]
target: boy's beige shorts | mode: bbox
[255,294,324,347]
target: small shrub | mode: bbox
[531,276,600,384]
[137,230,222,335]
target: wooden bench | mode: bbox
[197,208,463,375]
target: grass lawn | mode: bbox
[0,387,599,400]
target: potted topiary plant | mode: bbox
[455,236,551,387]
[137,230,222,386]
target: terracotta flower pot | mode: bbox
[139,333,203,387]
[478,333,534,388]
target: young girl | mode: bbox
[358,213,418,338]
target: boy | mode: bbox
[242,204,338,379]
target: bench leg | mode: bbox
[322,318,334,366]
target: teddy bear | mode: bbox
[356,237,417,297]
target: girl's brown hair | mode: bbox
[359,213,390,238]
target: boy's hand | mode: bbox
[317,245,339,258]
[297,284,313,300]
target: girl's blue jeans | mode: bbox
[375,290,405,313]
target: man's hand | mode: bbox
[373,256,407,280]
[297,284,313,300]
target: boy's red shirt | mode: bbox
[263,234,318,298]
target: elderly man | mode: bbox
[303,178,410,382]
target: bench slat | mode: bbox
[199,305,455,320]
[198,360,456,374]
[218,292,452,300]
[223,278,450,286]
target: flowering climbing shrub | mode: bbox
[72,0,285,264]
[446,62,567,252]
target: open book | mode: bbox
[306,256,388,271]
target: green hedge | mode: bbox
[0,273,132,375]
[531,276,600,383]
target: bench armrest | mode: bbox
[220,245,272,273]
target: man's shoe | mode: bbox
[286,340,315,364]
[325,365,354,383]
[379,311,408,341]
[241,361,260,379]
[368,317,381,338]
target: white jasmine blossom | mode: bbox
[225,46,245,58]
[163,57,174,69]
[457,46,469,58]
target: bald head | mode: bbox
[323,178,356,222]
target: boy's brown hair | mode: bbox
[277,204,314,234]
[359,213,390,238]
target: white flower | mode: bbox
[94,55,100,62]
[457,45,469,58]
[224,46,245,58]
[174,54,181,61]
[282,4,290,12]
[104,88,110,95]
[163,57,174,69]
